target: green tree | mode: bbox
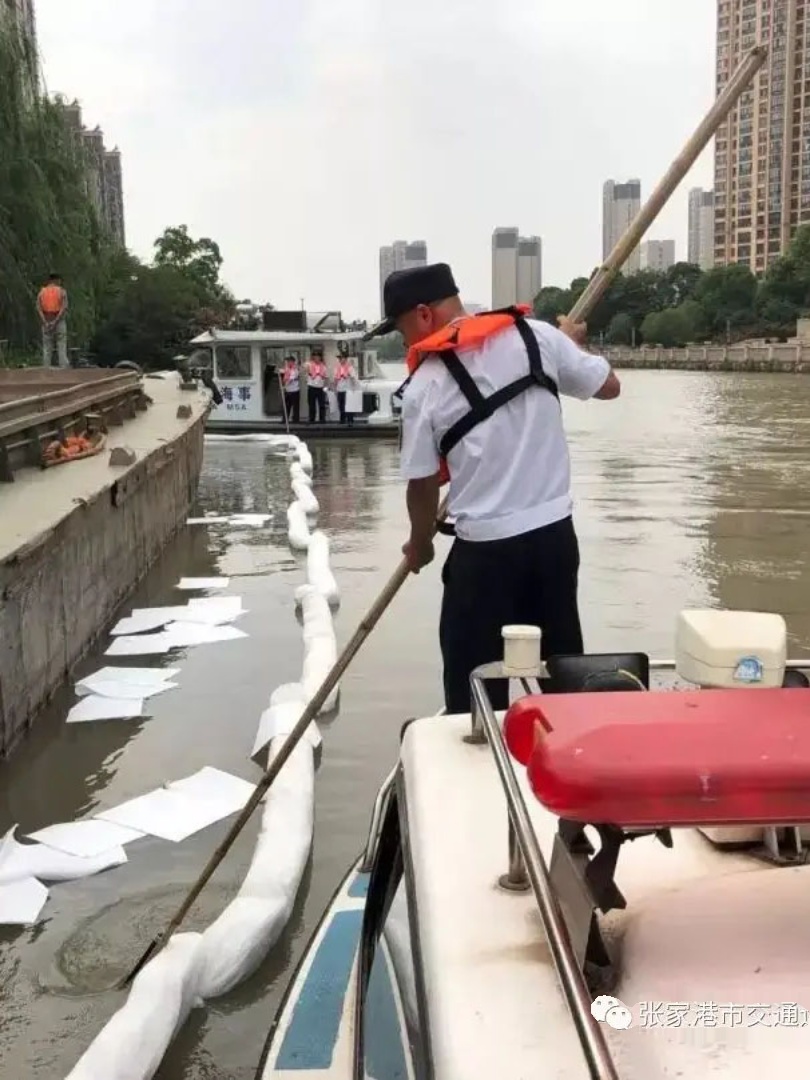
[0,28,132,357]
[694,264,757,335]
[153,225,224,294]
[533,286,572,325]
[755,225,810,331]
[641,307,698,347]
[676,299,709,342]
[659,262,703,308]
[91,265,206,368]
[606,312,635,345]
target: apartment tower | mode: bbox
[688,187,716,269]
[714,0,810,272]
[640,239,677,272]
[603,180,642,273]
[491,228,542,308]
[379,240,427,316]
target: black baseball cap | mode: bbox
[363,262,459,341]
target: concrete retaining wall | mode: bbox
[0,406,206,757]
[606,342,810,373]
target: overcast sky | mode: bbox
[36,0,716,319]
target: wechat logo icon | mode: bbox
[591,995,633,1030]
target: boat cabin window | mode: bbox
[215,345,252,380]
[359,351,376,378]
[260,345,307,370]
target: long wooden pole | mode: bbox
[569,45,768,323]
[278,370,291,434]
[121,43,768,988]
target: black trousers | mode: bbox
[284,390,300,422]
[308,386,326,422]
[336,391,354,424]
[439,515,584,714]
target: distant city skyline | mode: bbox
[378,240,427,316]
[491,228,542,308]
[34,1,722,318]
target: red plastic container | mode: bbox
[503,688,810,828]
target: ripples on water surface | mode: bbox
[2,371,810,1077]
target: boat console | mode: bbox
[348,609,810,1080]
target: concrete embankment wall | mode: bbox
[0,387,207,757]
[606,342,810,373]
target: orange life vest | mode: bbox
[38,284,64,316]
[282,362,298,386]
[402,305,559,486]
[335,361,353,383]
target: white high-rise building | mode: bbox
[492,228,542,308]
[688,187,715,270]
[640,239,676,273]
[603,179,642,273]
[517,237,542,306]
[491,228,519,308]
[379,240,427,315]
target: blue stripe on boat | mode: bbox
[366,950,409,1080]
[348,873,369,898]
[276,909,362,1070]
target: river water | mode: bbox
[2,370,810,1078]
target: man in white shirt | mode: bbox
[364,263,621,714]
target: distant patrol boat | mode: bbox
[186,309,402,438]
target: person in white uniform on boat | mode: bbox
[281,355,301,422]
[364,262,621,714]
[334,349,358,425]
[306,353,328,423]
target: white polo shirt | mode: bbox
[282,366,300,392]
[400,318,610,542]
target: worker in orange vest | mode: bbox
[306,353,328,423]
[334,352,358,425]
[37,273,69,367]
[364,262,621,714]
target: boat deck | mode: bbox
[399,711,810,1079]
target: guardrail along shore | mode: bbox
[605,342,810,373]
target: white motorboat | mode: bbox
[258,609,810,1079]
[185,317,402,438]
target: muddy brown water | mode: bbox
[2,370,810,1077]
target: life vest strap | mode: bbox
[438,312,558,459]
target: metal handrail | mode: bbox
[0,370,138,419]
[360,764,398,873]
[470,669,620,1080]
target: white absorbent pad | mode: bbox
[0,826,126,885]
